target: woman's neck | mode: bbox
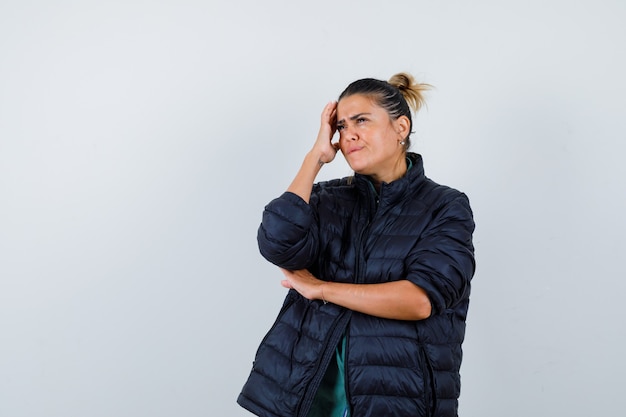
[368,154,409,190]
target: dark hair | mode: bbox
[338,73,430,150]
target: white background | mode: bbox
[1,1,625,416]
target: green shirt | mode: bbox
[307,336,349,417]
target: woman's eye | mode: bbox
[337,125,345,131]
[357,118,366,124]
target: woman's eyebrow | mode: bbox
[337,112,372,124]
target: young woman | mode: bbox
[238,73,476,417]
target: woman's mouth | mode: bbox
[347,147,363,155]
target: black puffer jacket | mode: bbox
[238,153,475,417]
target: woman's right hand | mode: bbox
[286,101,340,203]
[311,101,340,164]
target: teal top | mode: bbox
[307,336,349,417]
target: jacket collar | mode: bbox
[354,152,426,207]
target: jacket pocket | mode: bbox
[418,345,436,417]
[251,291,297,365]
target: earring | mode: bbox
[399,140,405,146]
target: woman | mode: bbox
[238,73,475,417]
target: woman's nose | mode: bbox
[342,126,357,141]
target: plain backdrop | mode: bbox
[1,1,625,416]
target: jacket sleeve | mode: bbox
[257,191,320,270]
[405,192,476,315]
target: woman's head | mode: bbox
[335,73,430,185]
[338,73,430,150]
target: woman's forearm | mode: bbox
[286,151,324,203]
[280,269,432,321]
[322,280,432,321]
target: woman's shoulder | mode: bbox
[409,153,470,204]
[310,176,360,209]
[410,176,472,219]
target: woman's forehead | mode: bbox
[337,94,381,118]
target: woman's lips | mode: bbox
[347,147,363,155]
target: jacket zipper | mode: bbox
[419,345,437,417]
[355,182,378,285]
[342,184,377,415]
[343,325,352,414]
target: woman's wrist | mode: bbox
[286,151,324,203]
[304,150,326,171]
[320,283,328,304]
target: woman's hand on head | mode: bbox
[312,101,340,164]
[285,102,340,202]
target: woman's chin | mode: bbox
[349,164,370,176]
[345,156,367,173]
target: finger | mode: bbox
[322,101,337,120]
[322,101,333,115]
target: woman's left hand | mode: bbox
[279,268,324,301]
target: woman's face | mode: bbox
[336,94,408,182]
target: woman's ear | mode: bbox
[395,115,411,139]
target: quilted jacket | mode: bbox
[238,153,475,417]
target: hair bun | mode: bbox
[389,73,411,90]
[388,72,431,112]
